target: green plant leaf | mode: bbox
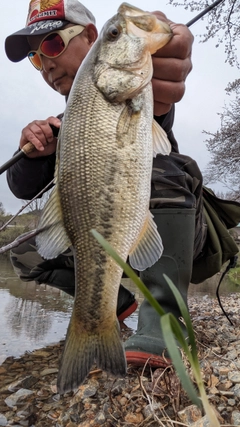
[91,229,165,316]
[163,274,198,359]
[161,313,201,407]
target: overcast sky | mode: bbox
[0,1,238,214]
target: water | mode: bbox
[0,255,239,364]
[0,256,73,364]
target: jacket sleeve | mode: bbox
[7,152,56,200]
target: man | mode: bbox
[5,0,212,368]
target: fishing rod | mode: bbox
[0,0,225,176]
[0,124,59,175]
[186,0,224,27]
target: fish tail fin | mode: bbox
[57,317,126,395]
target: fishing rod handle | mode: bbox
[21,141,36,155]
[20,122,60,155]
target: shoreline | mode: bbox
[0,294,240,426]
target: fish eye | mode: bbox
[107,25,120,40]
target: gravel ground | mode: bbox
[0,293,240,427]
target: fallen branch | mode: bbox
[0,228,42,254]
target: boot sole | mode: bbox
[125,350,171,368]
[117,300,138,322]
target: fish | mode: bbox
[36,2,172,394]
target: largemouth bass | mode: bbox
[36,2,172,394]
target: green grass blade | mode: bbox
[163,274,198,358]
[91,229,165,316]
[161,313,201,407]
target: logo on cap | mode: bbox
[26,0,65,26]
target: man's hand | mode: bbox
[152,12,194,116]
[19,116,61,158]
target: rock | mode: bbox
[233,383,240,398]
[189,415,210,427]
[40,368,58,376]
[82,384,98,399]
[218,367,230,376]
[124,412,144,424]
[178,405,202,424]
[228,371,240,384]
[143,402,161,418]
[231,410,240,426]
[217,380,233,391]
[8,375,38,392]
[0,414,7,427]
[219,390,234,397]
[208,386,219,395]
[31,350,50,357]
[4,389,34,408]
[94,411,106,424]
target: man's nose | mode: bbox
[41,55,56,72]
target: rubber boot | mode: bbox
[125,208,195,367]
[29,263,137,321]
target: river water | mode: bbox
[0,254,240,364]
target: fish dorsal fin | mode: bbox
[129,211,163,271]
[36,186,71,259]
[152,119,171,157]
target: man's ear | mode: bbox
[84,23,98,45]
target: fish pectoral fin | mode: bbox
[57,318,126,395]
[36,186,71,259]
[116,104,138,147]
[152,119,171,157]
[129,211,163,271]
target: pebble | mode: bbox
[0,414,7,427]
[124,412,144,423]
[231,410,240,426]
[4,389,34,408]
[178,405,202,424]
[40,368,59,376]
[228,371,240,383]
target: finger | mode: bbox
[152,78,186,106]
[152,56,192,82]
[20,122,54,151]
[152,18,194,60]
[46,116,62,131]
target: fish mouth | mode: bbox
[118,2,172,54]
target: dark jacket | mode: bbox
[7,106,178,200]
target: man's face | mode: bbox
[28,24,97,96]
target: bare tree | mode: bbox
[0,201,5,215]
[169,0,240,67]
[21,189,52,228]
[203,79,240,200]
[22,189,52,215]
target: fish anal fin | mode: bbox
[36,186,71,259]
[152,119,171,157]
[129,211,163,271]
[57,317,126,395]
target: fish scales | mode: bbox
[36,2,172,394]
